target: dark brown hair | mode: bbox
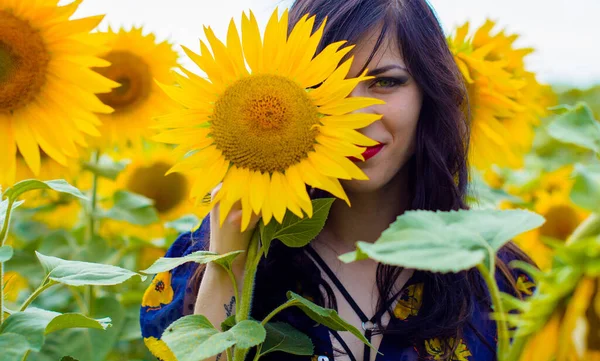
[188,0,534,359]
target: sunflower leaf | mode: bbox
[36,252,146,286]
[546,102,600,154]
[100,190,159,226]
[285,292,375,351]
[260,198,334,256]
[0,333,30,361]
[140,250,244,274]
[0,308,111,352]
[162,315,266,361]
[81,155,129,180]
[570,163,600,211]
[0,245,13,262]
[340,209,545,273]
[260,322,314,356]
[3,179,87,202]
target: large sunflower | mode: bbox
[0,0,117,185]
[92,27,180,148]
[449,20,555,170]
[154,9,383,230]
[100,144,196,241]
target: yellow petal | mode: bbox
[249,170,267,214]
[318,97,385,116]
[269,171,288,223]
[241,11,262,73]
[13,120,41,175]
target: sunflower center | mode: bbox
[0,10,50,113]
[126,162,188,214]
[539,204,580,240]
[212,74,320,173]
[95,51,152,112]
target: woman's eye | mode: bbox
[371,77,407,89]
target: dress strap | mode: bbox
[306,245,405,361]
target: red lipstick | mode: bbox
[349,143,384,162]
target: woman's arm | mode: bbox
[193,185,260,361]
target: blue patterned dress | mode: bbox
[140,216,535,361]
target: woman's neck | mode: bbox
[322,169,411,252]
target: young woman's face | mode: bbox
[341,28,423,194]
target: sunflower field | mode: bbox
[1,1,600,361]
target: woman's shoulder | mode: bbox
[139,215,211,360]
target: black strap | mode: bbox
[330,330,358,361]
[306,246,407,361]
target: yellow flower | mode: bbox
[425,338,472,361]
[154,9,383,230]
[394,283,424,320]
[101,144,197,241]
[509,167,588,270]
[143,336,177,361]
[3,271,28,302]
[0,0,117,185]
[449,20,554,170]
[92,27,180,148]
[142,271,174,309]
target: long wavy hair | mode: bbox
[188,0,533,359]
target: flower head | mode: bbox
[155,9,384,229]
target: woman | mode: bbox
[140,0,534,360]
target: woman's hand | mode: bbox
[208,184,261,270]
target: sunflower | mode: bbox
[91,27,180,148]
[100,144,197,241]
[449,20,555,170]
[0,0,117,185]
[154,9,383,230]
[510,167,588,269]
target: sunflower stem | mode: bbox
[0,197,16,326]
[19,276,56,312]
[86,150,100,315]
[233,229,262,361]
[477,263,509,361]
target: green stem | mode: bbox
[225,269,240,317]
[233,230,262,361]
[477,263,509,361]
[261,301,295,326]
[87,150,100,244]
[19,278,56,312]
[567,212,600,245]
[226,348,233,361]
[86,150,100,316]
[1,197,16,326]
[21,350,30,361]
[251,345,263,361]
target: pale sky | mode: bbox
[70,0,600,88]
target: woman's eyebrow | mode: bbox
[366,64,408,76]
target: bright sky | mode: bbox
[71,0,600,88]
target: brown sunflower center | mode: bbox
[0,10,50,113]
[94,51,152,112]
[211,74,320,173]
[539,204,581,240]
[126,161,187,214]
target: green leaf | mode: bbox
[0,245,13,262]
[547,103,600,154]
[0,332,30,361]
[3,179,87,202]
[0,308,110,352]
[162,315,266,361]
[81,155,128,181]
[0,199,23,229]
[36,252,146,286]
[87,296,125,361]
[286,292,374,351]
[60,357,79,361]
[140,250,243,274]
[260,198,334,256]
[100,191,159,226]
[221,315,236,332]
[164,214,201,233]
[340,209,545,273]
[570,163,600,211]
[260,322,314,356]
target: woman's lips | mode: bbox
[348,143,384,162]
